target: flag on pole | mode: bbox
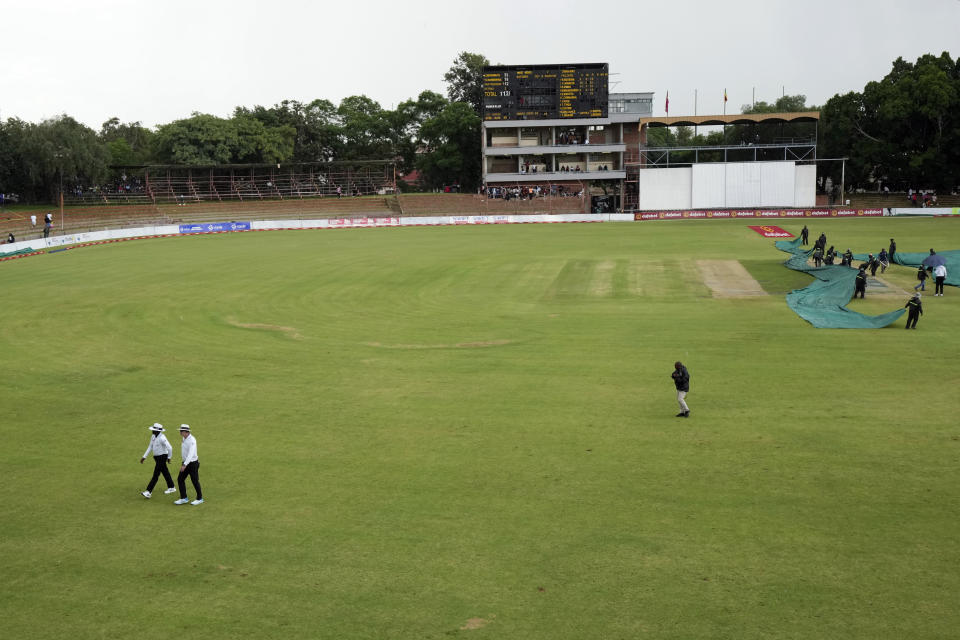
[665,91,669,115]
[724,88,728,103]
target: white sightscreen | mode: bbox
[691,164,726,209]
[725,163,762,207]
[760,162,796,207]
[794,164,816,207]
[638,167,691,210]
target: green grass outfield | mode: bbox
[1,218,958,639]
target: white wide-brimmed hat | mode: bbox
[178,424,191,432]
[149,423,164,432]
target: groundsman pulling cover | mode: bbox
[775,237,905,329]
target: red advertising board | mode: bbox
[634,208,882,221]
[748,225,793,238]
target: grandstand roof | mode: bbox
[639,111,820,127]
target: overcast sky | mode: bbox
[2,0,958,130]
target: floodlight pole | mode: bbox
[840,158,846,207]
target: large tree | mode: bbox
[152,113,294,165]
[443,52,490,116]
[100,117,155,166]
[417,102,481,190]
[0,115,110,202]
[820,52,959,191]
[236,99,341,163]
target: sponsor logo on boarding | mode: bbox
[637,212,660,220]
[732,210,756,218]
[759,210,782,218]
[178,221,251,233]
[809,209,831,217]
[859,208,883,217]
[783,209,806,217]
[748,225,794,238]
[688,211,707,218]
[835,209,858,217]
[710,210,731,218]
[452,216,470,224]
[493,215,510,223]
[662,211,683,219]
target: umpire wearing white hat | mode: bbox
[140,423,176,498]
[173,424,203,505]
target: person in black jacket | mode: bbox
[914,266,928,291]
[842,248,853,267]
[800,225,809,245]
[671,361,690,418]
[888,238,897,263]
[868,253,879,276]
[854,267,867,298]
[812,246,823,267]
[905,293,922,329]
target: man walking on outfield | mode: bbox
[140,423,177,498]
[905,293,922,329]
[672,361,690,418]
[174,424,203,505]
[934,264,947,296]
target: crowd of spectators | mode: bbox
[484,185,583,200]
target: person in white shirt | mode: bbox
[140,423,176,498]
[933,264,948,296]
[173,424,203,505]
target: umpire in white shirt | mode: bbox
[174,424,203,505]
[140,423,177,498]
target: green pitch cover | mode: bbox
[775,237,905,329]
[891,250,960,286]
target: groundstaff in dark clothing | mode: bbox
[140,423,176,498]
[915,266,928,291]
[854,267,867,298]
[905,293,922,329]
[174,424,203,505]
[800,225,809,245]
[889,238,897,263]
[671,362,690,418]
[842,249,853,267]
[868,254,879,276]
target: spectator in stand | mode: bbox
[336,185,342,198]
[30,214,37,228]
[7,232,14,243]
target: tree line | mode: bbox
[1,51,957,204]
[0,53,488,203]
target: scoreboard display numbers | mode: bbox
[483,63,608,121]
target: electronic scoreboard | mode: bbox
[482,63,608,121]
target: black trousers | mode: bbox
[147,455,174,491]
[907,311,920,328]
[178,461,202,500]
[854,285,865,299]
[935,277,945,295]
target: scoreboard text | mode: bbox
[482,63,608,121]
